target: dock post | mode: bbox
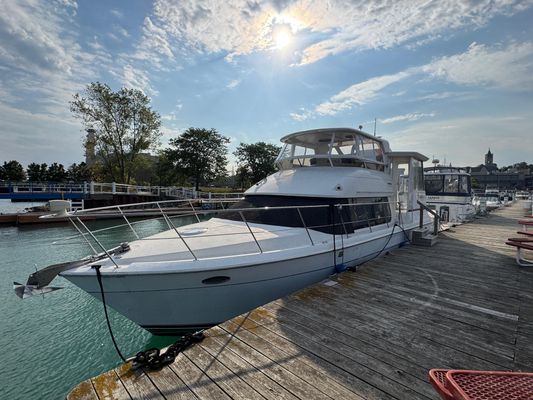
[112,182,116,194]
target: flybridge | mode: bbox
[275,128,390,170]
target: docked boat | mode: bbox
[484,188,503,210]
[424,166,476,224]
[14,127,432,335]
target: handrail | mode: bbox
[61,199,404,263]
[417,200,440,235]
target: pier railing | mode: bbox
[0,181,243,201]
[55,199,409,263]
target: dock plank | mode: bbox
[91,370,131,400]
[68,204,533,400]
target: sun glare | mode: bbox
[273,26,292,49]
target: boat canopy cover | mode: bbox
[276,128,392,170]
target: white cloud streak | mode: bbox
[380,112,436,124]
[296,41,533,119]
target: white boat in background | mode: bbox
[15,127,433,335]
[485,187,503,210]
[516,191,531,200]
[424,166,476,224]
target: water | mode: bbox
[0,200,184,399]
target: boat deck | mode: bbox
[68,204,533,400]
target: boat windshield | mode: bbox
[276,130,384,170]
[425,174,471,196]
[217,195,391,234]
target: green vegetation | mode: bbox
[234,142,281,189]
[0,160,26,181]
[70,82,162,184]
[165,128,229,190]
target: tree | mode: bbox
[234,142,281,188]
[154,151,180,186]
[47,162,67,182]
[26,162,48,181]
[66,162,93,182]
[70,82,162,184]
[167,128,229,190]
[2,160,26,181]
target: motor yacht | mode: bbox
[15,127,432,335]
[424,166,476,224]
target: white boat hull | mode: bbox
[63,228,411,335]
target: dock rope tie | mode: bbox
[93,265,205,369]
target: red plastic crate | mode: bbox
[429,369,455,400]
[446,370,533,400]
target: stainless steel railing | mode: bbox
[59,199,406,265]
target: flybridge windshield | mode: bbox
[276,130,384,170]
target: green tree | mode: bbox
[0,164,6,180]
[27,163,43,181]
[167,128,229,190]
[234,142,281,188]
[67,162,92,182]
[2,160,26,181]
[47,162,67,182]
[70,82,162,184]
[154,151,180,186]
[26,163,48,181]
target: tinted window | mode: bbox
[425,175,443,194]
[218,195,391,234]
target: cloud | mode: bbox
[0,103,83,165]
[315,71,411,116]
[120,65,158,95]
[296,1,532,65]
[422,42,533,90]
[289,111,310,121]
[380,112,436,124]
[0,0,108,116]
[135,0,532,66]
[110,9,123,18]
[226,79,241,89]
[388,114,533,166]
[297,41,533,118]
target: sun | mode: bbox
[273,26,292,49]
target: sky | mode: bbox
[1,0,533,169]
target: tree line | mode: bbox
[1,82,281,190]
[0,161,92,183]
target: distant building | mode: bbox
[466,149,531,190]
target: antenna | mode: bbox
[373,118,377,136]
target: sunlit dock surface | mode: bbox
[68,204,533,400]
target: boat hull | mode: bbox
[63,229,410,335]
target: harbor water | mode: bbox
[0,200,186,399]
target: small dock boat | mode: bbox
[14,127,433,335]
[424,166,476,224]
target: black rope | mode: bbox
[93,264,205,368]
[93,265,127,362]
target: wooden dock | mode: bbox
[68,204,533,400]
